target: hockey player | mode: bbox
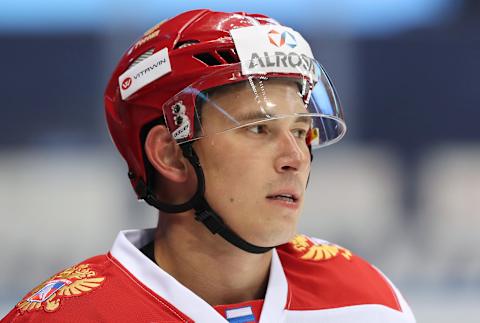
[1,9,415,322]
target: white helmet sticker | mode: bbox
[230,25,319,80]
[118,47,172,100]
[170,101,191,140]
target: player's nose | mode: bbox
[274,131,309,173]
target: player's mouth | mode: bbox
[266,192,300,209]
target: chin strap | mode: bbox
[137,143,273,254]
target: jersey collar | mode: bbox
[110,229,288,323]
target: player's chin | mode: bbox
[244,223,298,248]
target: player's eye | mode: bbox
[246,124,268,135]
[292,128,308,139]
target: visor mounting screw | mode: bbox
[128,171,135,179]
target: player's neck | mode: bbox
[153,212,271,306]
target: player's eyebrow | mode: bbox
[294,115,313,126]
[234,111,312,126]
[234,111,274,123]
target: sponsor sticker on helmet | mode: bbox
[118,47,171,100]
[169,101,191,140]
[230,25,319,81]
[121,77,132,90]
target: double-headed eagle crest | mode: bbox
[290,235,352,261]
[17,263,105,313]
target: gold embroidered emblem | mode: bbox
[290,235,352,261]
[16,264,105,313]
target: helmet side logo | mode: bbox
[118,47,172,100]
[170,101,191,140]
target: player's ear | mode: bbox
[145,125,189,182]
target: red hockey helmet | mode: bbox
[104,9,346,199]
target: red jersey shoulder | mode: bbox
[2,255,108,322]
[277,235,402,312]
[1,253,192,323]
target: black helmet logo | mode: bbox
[172,102,187,126]
[170,101,191,140]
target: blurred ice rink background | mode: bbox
[1,0,479,321]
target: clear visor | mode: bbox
[163,55,346,148]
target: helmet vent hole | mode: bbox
[129,48,155,69]
[194,53,221,66]
[217,49,239,64]
[175,40,199,49]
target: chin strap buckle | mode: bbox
[194,209,224,234]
